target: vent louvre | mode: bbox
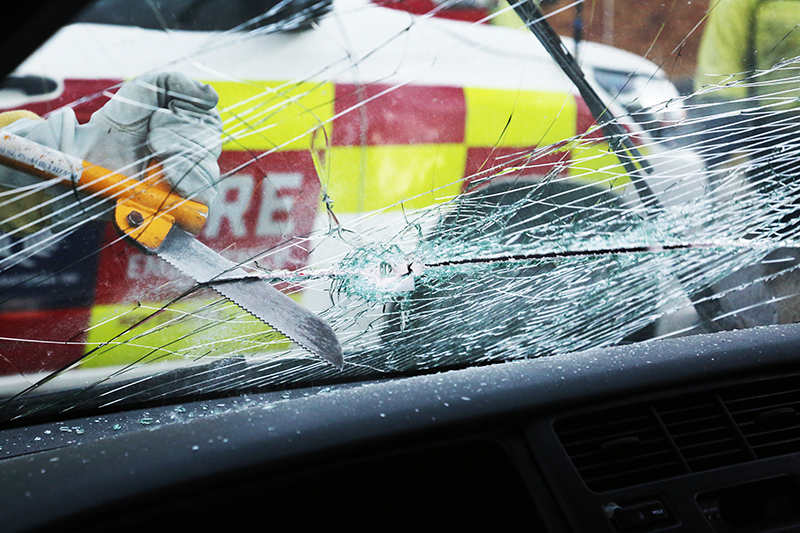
[554,405,685,492]
[556,376,800,492]
[654,394,751,472]
[722,377,800,459]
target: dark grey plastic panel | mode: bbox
[3,324,800,531]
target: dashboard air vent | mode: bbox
[654,393,751,472]
[721,376,800,459]
[556,374,800,492]
[554,404,686,492]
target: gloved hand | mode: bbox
[1,72,222,233]
[78,72,223,206]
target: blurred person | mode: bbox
[694,0,800,174]
[691,0,800,329]
[695,0,800,104]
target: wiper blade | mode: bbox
[511,0,659,210]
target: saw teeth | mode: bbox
[149,229,343,369]
[207,284,343,370]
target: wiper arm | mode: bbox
[511,0,660,211]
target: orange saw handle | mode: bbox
[0,130,208,251]
[101,162,209,251]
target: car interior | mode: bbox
[4,1,800,532]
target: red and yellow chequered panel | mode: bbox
[211,80,588,213]
[18,78,619,212]
[569,98,630,190]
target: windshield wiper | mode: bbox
[510,0,659,210]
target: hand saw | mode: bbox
[0,130,343,369]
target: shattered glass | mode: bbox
[1,0,800,420]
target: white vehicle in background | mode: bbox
[0,0,702,376]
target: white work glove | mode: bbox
[2,72,222,231]
[78,72,223,205]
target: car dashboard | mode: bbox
[2,324,800,532]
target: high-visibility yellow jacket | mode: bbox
[695,0,800,102]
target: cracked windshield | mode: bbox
[0,0,797,419]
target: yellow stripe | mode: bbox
[568,140,632,191]
[0,109,42,128]
[464,88,577,148]
[210,80,335,152]
[324,144,467,212]
[83,300,290,365]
